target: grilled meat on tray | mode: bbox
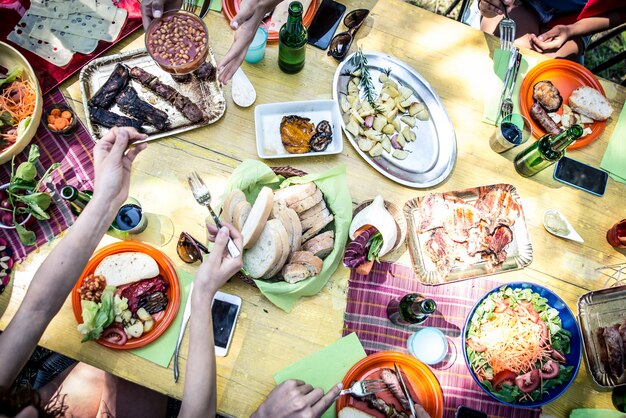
[193,62,215,80]
[88,64,130,109]
[115,84,169,130]
[89,107,143,132]
[130,66,205,123]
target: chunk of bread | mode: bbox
[568,86,613,121]
[95,252,159,287]
[338,407,375,418]
[222,189,246,224]
[299,200,327,221]
[241,187,274,249]
[281,264,313,284]
[232,200,252,232]
[301,212,334,242]
[289,188,323,213]
[288,251,323,274]
[272,203,302,253]
[302,231,334,259]
[274,182,317,206]
[243,219,284,278]
[263,219,290,279]
[301,208,331,231]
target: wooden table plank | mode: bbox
[1,0,625,416]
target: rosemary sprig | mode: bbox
[349,48,381,113]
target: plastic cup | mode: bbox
[607,219,626,248]
[490,113,532,153]
[244,26,268,64]
[406,327,448,365]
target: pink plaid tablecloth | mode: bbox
[0,88,95,261]
[343,261,541,418]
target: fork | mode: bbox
[500,49,522,119]
[187,172,241,258]
[339,379,388,397]
[498,1,516,50]
[182,0,197,14]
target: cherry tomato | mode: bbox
[1,212,13,226]
[492,370,517,389]
[494,299,510,313]
[540,360,560,379]
[515,369,541,393]
[538,320,549,343]
[101,325,128,346]
[467,337,487,352]
[515,302,539,323]
[0,199,12,210]
[0,190,7,201]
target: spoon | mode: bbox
[543,209,584,243]
[231,67,256,107]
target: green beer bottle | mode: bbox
[60,185,93,216]
[387,293,437,326]
[514,124,584,177]
[278,2,307,74]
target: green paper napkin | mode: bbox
[131,270,193,367]
[273,333,367,418]
[570,409,626,418]
[600,103,626,184]
[483,49,532,125]
[209,0,222,12]
[223,160,353,312]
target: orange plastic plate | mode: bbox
[336,351,444,418]
[221,0,318,43]
[71,241,180,350]
[519,59,606,149]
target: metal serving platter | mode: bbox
[79,47,226,142]
[404,184,533,285]
[578,285,626,388]
[332,51,456,188]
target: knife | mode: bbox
[504,51,523,103]
[394,363,417,418]
[199,0,211,18]
[174,282,194,382]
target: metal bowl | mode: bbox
[0,41,43,165]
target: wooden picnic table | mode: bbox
[2,0,626,416]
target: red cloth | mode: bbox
[0,0,142,95]
[549,0,626,27]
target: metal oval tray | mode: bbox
[332,51,456,188]
[79,47,226,142]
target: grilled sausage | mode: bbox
[596,327,610,372]
[380,368,411,411]
[603,326,624,378]
[530,101,560,135]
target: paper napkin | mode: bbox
[600,102,626,184]
[131,269,193,367]
[209,0,222,12]
[570,409,626,418]
[273,333,367,418]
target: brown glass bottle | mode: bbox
[278,2,308,74]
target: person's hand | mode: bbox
[195,222,243,296]
[141,0,183,30]
[92,127,147,212]
[478,0,513,18]
[415,404,431,418]
[252,380,343,418]
[530,25,571,53]
[217,0,277,83]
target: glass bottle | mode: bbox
[387,293,437,326]
[60,185,92,216]
[513,125,584,177]
[613,385,626,412]
[278,1,307,74]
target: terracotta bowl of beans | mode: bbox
[145,10,209,75]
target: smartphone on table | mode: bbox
[212,291,241,357]
[553,156,609,197]
[306,0,347,50]
[455,406,488,418]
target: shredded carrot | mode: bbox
[0,78,37,143]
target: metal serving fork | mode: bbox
[500,49,522,119]
[498,1,516,50]
[182,0,197,14]
[187,172,241,258]
[339,379,388,397]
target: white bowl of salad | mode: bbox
[463,282,582,407]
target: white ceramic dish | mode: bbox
[254,99,343,159]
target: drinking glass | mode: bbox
[407,327,448,365]
[607,219,626,248]
[245,26,268,64]
[111,197,148,235]
[489,113,532,153]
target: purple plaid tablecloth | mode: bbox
[343,261,541,418]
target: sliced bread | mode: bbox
[299,200,327,221]
[284,206,302,252]
[288,251,323,275]
[274,182,317,206]
[281,263,312,284]
[289,188,323,213]
[263,219,290,279]
[301,212,334,242]
[243,219,283,278]
[222,189,246,224]
[302,230,334,259]
[338,407,375,418]
[232,200,252,232]
[569,86,613,121]
[301,208,331,231]
[241,187,274,249]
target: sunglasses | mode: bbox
[328,9,370,61]
[177,232,209,263]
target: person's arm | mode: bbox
[0,127,147,389]
[217,0,284,83]
[141,0,183,30]
[251,379,342,418]
[530,11,623,53]
[477,0,514,19]
[178,223,243,418]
